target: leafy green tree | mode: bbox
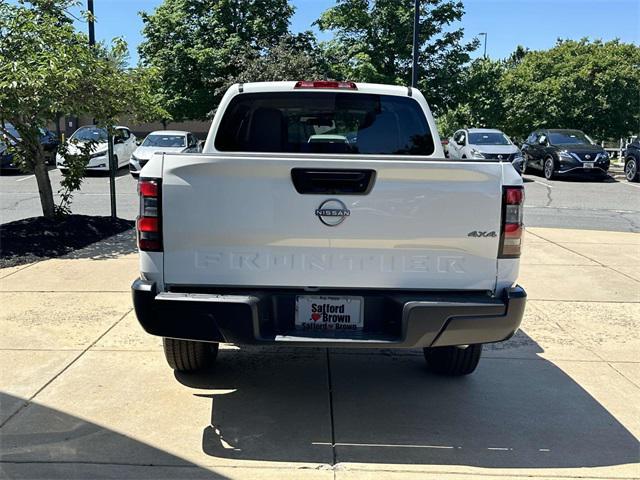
[139,0,297,121]
[315,0,477,113]
[224,32,327,86]
[501,39,640,140]
[0,0,166,218]
[436,58,506,138]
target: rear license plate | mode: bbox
[584,162,595,169]
[295,295,363,332]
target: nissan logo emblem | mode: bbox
[498,154,503,159]
[585,154,591,160]
[315,199,350,226]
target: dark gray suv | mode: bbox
[521,129,610,180]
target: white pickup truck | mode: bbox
[132,81,526,377]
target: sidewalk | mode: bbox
[1,228,638,479]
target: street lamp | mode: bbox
[411,0,420,87]
[86,0,117,217]
[88,0,95,46]
[479,32,487,59]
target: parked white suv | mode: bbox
[449,128,524,172]
[132,81,527,377]
[56,125,137,172]
[129,130,201,177]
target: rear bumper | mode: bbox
[132,280,526,348]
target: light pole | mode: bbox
[479,32,487,59]
[87,0,95,46]
[411,0,420,87]
[87,0,117,218]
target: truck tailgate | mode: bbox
[160,154,503,291]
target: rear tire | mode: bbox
[424,344,482,376]
[626,157,639,182]
[162,338,219,372]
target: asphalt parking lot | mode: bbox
[0,227,638,479]
[1,166,639,231]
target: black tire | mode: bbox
[543,157,556,180]
[625,157,639,182]
[520,157,529,175]
[424,344,483,376]
[162,338,219,372]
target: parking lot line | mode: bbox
[619,181,640,189]
[15,175,35,182]
[532,179,553,188]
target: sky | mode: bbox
[63,0,639,66]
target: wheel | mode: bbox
[162,338,219,372]
[423,344,483,376]
[543,157,556,180]
[625,157,639,182]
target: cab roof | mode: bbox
[236,81,413,97]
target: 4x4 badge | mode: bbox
[468,231,497,238]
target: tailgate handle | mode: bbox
[291,168,376,195]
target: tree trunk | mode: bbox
[32,144,56,218]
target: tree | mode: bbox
[139,0,297,121]
[501,39,640,140]
[315,0,478,113]
[0,0,166,218]
[224,32,327,86]
[436,58,506,138]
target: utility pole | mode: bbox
[87,0,116,218]
[88,0,95,46]
[107,131,117,218]
[479,32,487,59]
[411,0,420,87]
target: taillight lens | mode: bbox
[137,179,162,251]
[499,186,524,258]
[294,80,357,90]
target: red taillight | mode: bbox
[505,187,523,205]
[294,80,357,90]
[499,186,524,258]
[138,180,158,197]
[137,179,162,252]
[137,216,158,232]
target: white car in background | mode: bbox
[56,125,137,172]
[129,130,201,177]
[448,128,524,173]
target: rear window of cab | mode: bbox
[214,92,435,155]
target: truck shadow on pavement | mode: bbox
[0,393,229,479]
[178,331,639,470]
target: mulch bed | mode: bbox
[0,215,134,268]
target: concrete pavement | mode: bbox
[0,228,639,479]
